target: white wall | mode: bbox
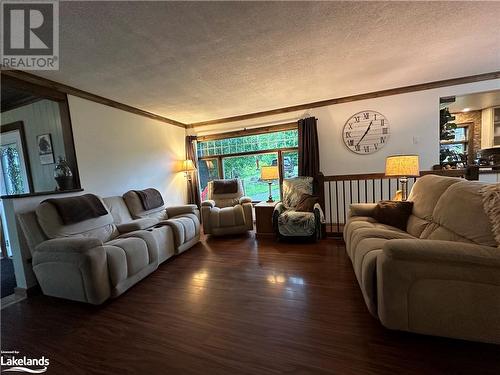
[190,79,500,175]
[68,95,186,203]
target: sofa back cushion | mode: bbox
[420,181,497,247]
[36,198,117,242]
[406,175,461,237]
[103,196,133,224]
[123,190,167,220]
[208,179,244,208]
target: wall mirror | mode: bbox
[1,75,81,197]
[439,89,500,169]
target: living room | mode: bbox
[0,1,499,374]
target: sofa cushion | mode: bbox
[123,190,167,220]
[278,210,315,237]
[282,176,313,209]
[406,175,461,237]
[422,181,497,247]
[36,200,117,242]
[208,179,245,208]
[373,200,413,231]
[105,237,149,287]
[296,194,320,212]
[103,196,133,224]
[163,213,200,248]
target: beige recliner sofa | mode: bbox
[201,179,253,236]
[344,175,500,344]
[18,190,200,305]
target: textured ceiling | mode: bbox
[35,1,500,124]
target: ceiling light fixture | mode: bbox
[462,108,471,112]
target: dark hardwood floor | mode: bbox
[2,235,499,374]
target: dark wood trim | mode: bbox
[1,70,187,128]
[0,121,35,194]
[189,71,500,127]
[199,147,297,160]
[196,122,297,141]
[1,96,43,113]
[1,75,67,102]
[59,95,82,191]
[1,188,84,200]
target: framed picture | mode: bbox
[37,133,55,165]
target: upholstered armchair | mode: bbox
[201,179,253,236]
[272,176,325,240]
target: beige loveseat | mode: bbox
[18,190,200,305]
[344,175,500,344]
[201,179,253,236]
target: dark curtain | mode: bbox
[298,117,320,177]
[185,136,201,208]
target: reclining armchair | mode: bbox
[201,179,253,236]
[273,176,325,241]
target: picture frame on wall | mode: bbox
[37,133,55,165]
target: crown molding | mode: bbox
[188,71,500,128]
[0,69,187,128]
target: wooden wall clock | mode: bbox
[342,110,390,154]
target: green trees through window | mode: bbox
[197,130,299,201]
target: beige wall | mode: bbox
[68,95,187,203]
[190,79,500,176]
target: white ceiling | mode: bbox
[36,1,500,124]
[448,90,500,113]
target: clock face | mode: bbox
[343,110,390,154]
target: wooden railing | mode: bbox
[318,169,471,237]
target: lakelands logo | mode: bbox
[1,351,49,373]
[1,0,59,70]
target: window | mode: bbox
[197,128,298,202]
[439,123,470,164]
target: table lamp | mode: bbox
[385,155,420,201]
[260,166,279,203]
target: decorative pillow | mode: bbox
[213,179,238,194]
[373,200,414,231]
[295,194,320,212]
[481,183,500,247]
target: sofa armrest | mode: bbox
[201,200,216,208]
[377,239,500,343]
[348,203,378,218]
[117,230,159,266]
[116,218,159,233]
[272,202,285,229]
[166,204,198,217]
[313,203,325,223]
[32,237,110,304]
[35,237,103,254]
[383,239,500,267]
[239,196,252,204]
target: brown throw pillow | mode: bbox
[295,194,320,212]
[213,179,238,194]
[373,200,414,231]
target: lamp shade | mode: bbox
[176,159,196,173]
[261,165,279,180]
[385,155,420,177]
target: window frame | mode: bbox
[196,124,299,202]
[439,121,473,164]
